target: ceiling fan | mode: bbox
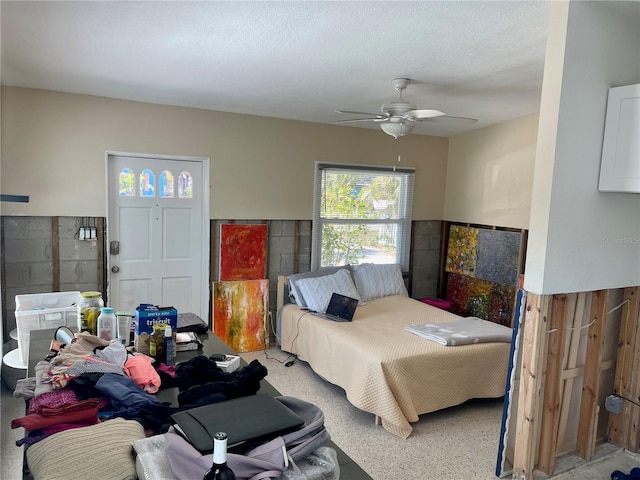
[335,78,477,138]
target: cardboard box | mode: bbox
[134,304,177,354]
[134,304,178,335]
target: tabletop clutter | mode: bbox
[9,291,338,480]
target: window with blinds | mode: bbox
[311,163,415,271]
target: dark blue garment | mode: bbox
[94,373,161,411]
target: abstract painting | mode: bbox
[213,279,268,352]
[446,273,516,327]
[475,229,521,285]
[219,224,268,281]
[445,225,479,276]
[444,224,524,327]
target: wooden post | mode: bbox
[556,292,586,452]
[537,293,568,474]
[96,217,105,296]
[512,293,551,479]
[576,289,609,460]
[293,220,300,274]
[624,287,640,451]
[52,217,60,292]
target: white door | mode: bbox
[107,153,209,320]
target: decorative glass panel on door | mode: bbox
[119,168,135,197]
[178,171,193,198]
[159,170,175,198]
[140,169,155,197]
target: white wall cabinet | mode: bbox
[598,83,640,193]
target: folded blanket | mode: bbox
[26,418,145,480]
[11,399,100,431]
[404,317,512,346]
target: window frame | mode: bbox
[310,162,415,271]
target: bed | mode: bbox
[276,264,512,438]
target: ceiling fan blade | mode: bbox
[335,118,380,123]
[335,110,385,118]
[404,109,445,119]
[416,115,478,123]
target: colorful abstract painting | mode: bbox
[219,224,268,281]
[444,224,523,327]
[446,271,517,327]
[475,229,521,285]
[445,225,479,276]
[213,279,268,352]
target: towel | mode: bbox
[405,317,512,346]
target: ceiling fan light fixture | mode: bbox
[380,119,415,139]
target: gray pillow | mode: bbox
[288,266,352,308]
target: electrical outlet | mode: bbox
[606,394,623,414]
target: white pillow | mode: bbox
[288,266,349,307]
[295,269,361,313]
[353,263,408,301]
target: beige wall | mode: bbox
[0,87,448,220]
[524,1,640,294]
[444,113,538,229]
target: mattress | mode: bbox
[279,295,511,438]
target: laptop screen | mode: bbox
[326,293,358,321]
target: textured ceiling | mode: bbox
[1,1,553,137]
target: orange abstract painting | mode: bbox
[219,224,267,281]
[213,279,268,352]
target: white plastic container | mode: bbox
[97,307,117,341]
[15,291,80,364]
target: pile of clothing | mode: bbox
[11,332,268,479]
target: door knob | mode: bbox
[111,266,120,273]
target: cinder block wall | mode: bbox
[1,216,100,337]
[411,220,442,300]
[1,217,441,344]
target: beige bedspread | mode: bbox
[280,295,511,438]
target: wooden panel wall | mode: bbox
[608,287,640,451]
[511,286,639,479]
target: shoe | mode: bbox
[612,471,628,480]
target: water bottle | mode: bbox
[97,307,117,341]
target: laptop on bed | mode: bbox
[312,292,358,322]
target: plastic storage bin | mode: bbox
[15,291,80,364]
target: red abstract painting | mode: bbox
[219,224,267,281]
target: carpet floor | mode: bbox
[2,344,638,480]
[240,346,640,480]
[241,347,507,480]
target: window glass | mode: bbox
[178,171,193,198]
[159,170,175,197]
[140,169,155,197]
[312,164,414,271]
[119,168,135,197]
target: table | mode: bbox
[27,329,372,480]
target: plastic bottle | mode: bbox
[203,432,236,480]
[117,312,132,346]
[97,307,117,341]
[149,323,166,361]
[164,325,174,366]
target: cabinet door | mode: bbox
[598,83,640,193]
